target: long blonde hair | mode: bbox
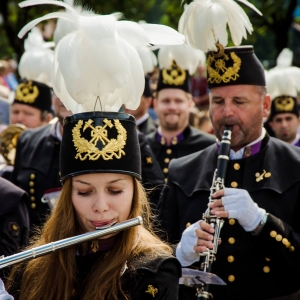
[7,177,172,300]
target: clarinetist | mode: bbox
[158,1,300,300]
[1,1,188,299]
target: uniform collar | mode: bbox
[291,134,300,146]
[136,112,149,126]
[156,126,190,146]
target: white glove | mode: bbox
[222,188,266,232]
[0,278,13,300]
[176,221,201,267]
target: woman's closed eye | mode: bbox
[108,189,123,195]
[77,190,92,197]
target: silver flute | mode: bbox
[0,216,143,269]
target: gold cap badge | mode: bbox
[274,96,295,112]
[207,44,241,85]
[15,80,39,103]
[72,118,127,161]
[162,60,186,86]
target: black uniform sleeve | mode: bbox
[130,257,182,300]
[157,176,181,244]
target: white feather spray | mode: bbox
[178,0,262,52]
[18,26,54,87]
[18,0,185,113]
[265,48,300,100]
[158,44,206,75]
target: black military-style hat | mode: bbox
[60,111,142,182]
[206,45,265,89]
[269,96,299,120]
[13,79,52,112]
[156,60,190,93]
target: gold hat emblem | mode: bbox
[162,60,186,86]
[207,43,241,84]
[145,285,158,297]
[72,118,127,161]
[15,80,39,103]
[274,96,295,112]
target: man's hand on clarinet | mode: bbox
[210,188,266,232]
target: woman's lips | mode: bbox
[91,219,115,228]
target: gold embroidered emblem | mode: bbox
[207,43,241,84]
[274,96,295,112]
[255,170,271,182]
[146,157,153,164]
[145,285,158,297]
[72,118,127,161]
[91,240,99,253]
[15,81,39,103]
[162,60,186,86]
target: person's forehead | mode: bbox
[157,88,188,100]
[210,84,257,97]
[273,113,298,121]
[12,103,41,113]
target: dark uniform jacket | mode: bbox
[0,177,29,279]
[11,123,61,231]
[8,250,182,300]
[137,116,158,135]
[158,135,300,300]
[138,130,164,208]
[147,126,215,180]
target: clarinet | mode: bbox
[197,125,232,299]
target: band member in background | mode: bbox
[268,96,300,146]
[10,80,53,129]
[147,45,215,182]
[10,91,71,233]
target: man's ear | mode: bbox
[263,94,271,119]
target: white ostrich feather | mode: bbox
[136,46,157,75]
[18,26,54,87]
[179,0,262,52]
[266,67,300,100]
[158,44,206,75]
[18,0,184,113]
[276,48,293,68]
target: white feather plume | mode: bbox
[179,0,262,52]
[276,48,293,68]
[158,44,206,75]
[18,0,185,113]
[136,46,157,75]
[18,26,54,87]
[266,67,300,100]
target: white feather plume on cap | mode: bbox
[158,44,206,75]
[265,48,300,100]
[18,0,185,113]
[18,26,55,87]
[178,0,262,52]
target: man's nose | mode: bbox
[222,102,234,117]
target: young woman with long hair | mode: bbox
[4,112,181,300]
